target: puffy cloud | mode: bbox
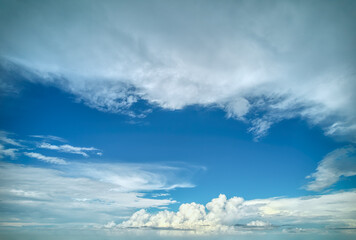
[38,143,101,157]
[305,146,356,191]
[0,0,355,140]
[0,161,195,226]
[117,191,356,234]
[24,152,67,165]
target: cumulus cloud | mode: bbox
[0,0,355,140]
[0,161,195,226]
[24,152,67,165]
[117,191,356,234]
[305,146,356,191]
[38,143,101,157]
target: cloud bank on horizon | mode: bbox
[116,191,356,234]
[0,130,355,236]
[0,0,355,141]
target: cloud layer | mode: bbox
[0,130,199,228]
[0,161,195,226]
[0,0,355,140]
[117,191,356,234]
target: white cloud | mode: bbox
[152,193,170,198]
[0,161,195,226]
[63,162,195,192]
[246,220,272,227]
[0,131,23,147]
[305,146,356,191]
[0,0,355,140]
[38,143,101,157]
[117,191,356,234]
[30,135,67,143]
[24,152,67,165]
[0,144,17,159]
[0,131,102,160]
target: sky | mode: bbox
[0,0,356,239]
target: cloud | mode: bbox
[117,191,356,234]
[0,131,102,160]
[0,131,23,147]
[0,222,52,227]
[62,162,195,192]
[0,161,195,226]
[152,193,170,198]
[38,143,101,157]
[24,152,67,165]
[0,0,355,140]
[0,144,17,159]
[30,135,67,143]
[305,146,356,191]
[246,220,272,227]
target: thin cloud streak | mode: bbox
[38,143,101,157]
[24,152,67,165]
[30,135,67,143]
[0,131,23,147]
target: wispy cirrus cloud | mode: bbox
[0,130,102,162]
[24,152,67,165]
[0,161,196,226]
[30,135,67,143]
[38,143,101,157]
[0,144,17,159]
[0,0,355,140]
[305,146,356,191]
[0,131,23,147]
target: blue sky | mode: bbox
[0,0,356,239]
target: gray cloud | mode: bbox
[0,0,355,140]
